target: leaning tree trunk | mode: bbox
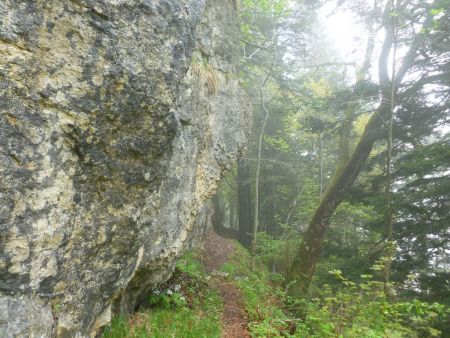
[287,0,433,296]
[288,98,391,296]
[288,1,396,296]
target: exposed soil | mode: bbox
[202,229,236,273]
[215,278,250,338]
[202,229,250,338]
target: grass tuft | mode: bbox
[103,250,222,338]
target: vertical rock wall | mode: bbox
[0,0,249,336]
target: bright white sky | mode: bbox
[317,1,410,86]
[316,1,378,82]
[318,2,363,62]
[317,2,438,82]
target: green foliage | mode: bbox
[102,316,130,338]
[253,232,301,280]
[220,242,295,337]
[233,233,450,338]
[176,250,205,278]
[241,0,290,42]
[283,267,449,338]
[146,307,221,338]
[147,290,187,310]
[103,251,222,338]
[103,306,221,338]
[104,239,449,338]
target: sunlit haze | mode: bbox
[319,3,367,62]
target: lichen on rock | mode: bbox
[0,0,250,336]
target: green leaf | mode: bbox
[430,8,444,15]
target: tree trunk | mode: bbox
[285,183,304,226]
[338,103,356,165]
[212,193,239,240]
[383,0,397,298]
[230,195,237,230]
[238,159,252,248]
[319,134,324,197]
[251,86,270,251]
[286,0,434,296]
[264,177,277,236]
[288,99,390,296]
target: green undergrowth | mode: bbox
[222,239,449,338]
[103,250,222,338]
[220,243,297,337]
[103,240,449,338]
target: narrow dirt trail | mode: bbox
[201,229,250,338]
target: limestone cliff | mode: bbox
[0,0,249,336]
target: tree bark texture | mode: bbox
[238,159,253,248]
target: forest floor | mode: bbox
[104,229,281,338]
[104,228,448,338]
[201,229,250,338]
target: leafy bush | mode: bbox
[228,237,449,338]
[284,268,449,337]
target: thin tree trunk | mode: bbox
[252,86,270,251]
[212,194,239,239]
[230,196,237,230]
[383,0,398,298]
[383,75,394,298]
[319,134,324,197]
[250,24,278,252]
[337,0,377,168]
[264,176,276,236]
[285,184,304,226]
[238,159,252,248]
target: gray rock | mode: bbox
[0,0,249,336]
[0,295,53,338]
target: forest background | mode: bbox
[211,0,450,335]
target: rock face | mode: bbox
[0,0,249,336]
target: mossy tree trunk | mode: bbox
[288,99,390,296]
[288,0,433,296]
